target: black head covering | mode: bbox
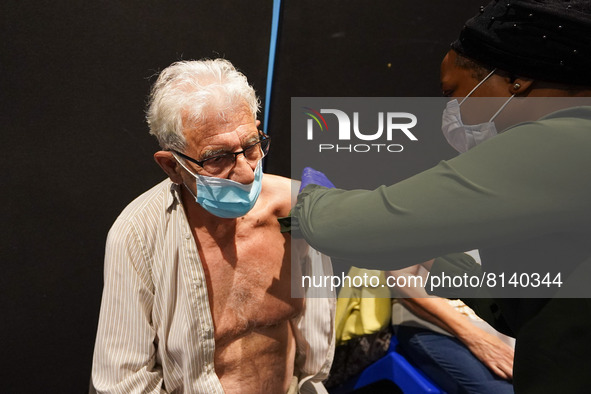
[452,0,591,86]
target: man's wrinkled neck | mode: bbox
[180,186,239,234]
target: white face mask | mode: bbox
[441,68,515,153]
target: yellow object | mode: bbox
[334,267,392,345]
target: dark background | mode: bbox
[1,1,478,391]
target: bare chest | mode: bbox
[193,225,304,344]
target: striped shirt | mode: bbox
[92,179,335,393]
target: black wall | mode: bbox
[2,1,478,391]
[265,0,479,178]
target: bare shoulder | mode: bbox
[260,173,301,217]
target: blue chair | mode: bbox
[329,335,445,393]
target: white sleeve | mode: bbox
[294,247,336,393]
[91,219,167,394]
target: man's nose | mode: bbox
[228,154,257,184]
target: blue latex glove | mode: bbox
[299,167,336,193]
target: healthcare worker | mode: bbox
[289,1,591,392]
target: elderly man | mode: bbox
[291,1,591,392]
[92,59,334,393]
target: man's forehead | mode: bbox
[182,107,257,151]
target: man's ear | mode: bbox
[154,151,183,184]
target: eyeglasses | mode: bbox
[172,133,270,176]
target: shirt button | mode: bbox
[184,233,191,240]
[194,279,202,287]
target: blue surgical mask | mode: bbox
[441,68,515,153]
[174,155,263,218]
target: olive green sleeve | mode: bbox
[290,116,591,270]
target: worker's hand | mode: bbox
[460,329,514,380]
[299,167,335,193]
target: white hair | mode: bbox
[146,59,260,150]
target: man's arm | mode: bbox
[268,174,335,392]
[92,219,166,394]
